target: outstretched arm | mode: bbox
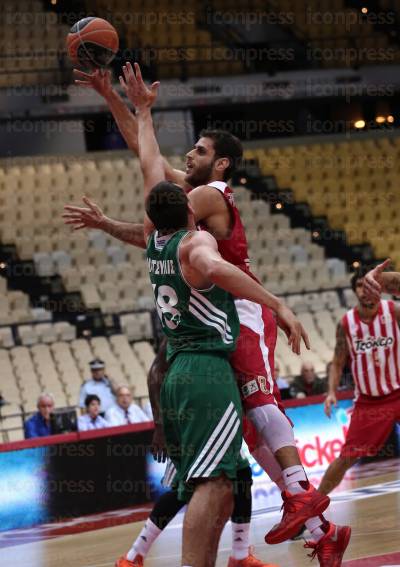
[324,322,349,418]
[62,197,146,249]
[119,63,187,187]
[363,259,400,299]
[74,67,186,186]
[186,232,310,355]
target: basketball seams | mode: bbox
[67,17,118,67]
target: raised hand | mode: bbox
[363,258,392,302]
[277,304,311,355]
[119,61,160,110]
[73,68,114,98]
[62,196,106,231]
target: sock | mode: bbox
[231,522,250,560]
[127,519,162,560]
[282,465,309,494]
[305,516,330,542]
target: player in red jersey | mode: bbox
[320,266,400,498]
[65,63,348,566]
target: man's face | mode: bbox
[117,388,132,410]
[355,278,380,309]
[88,400,100,418]
[38,397,54,420]
[91,368,105,381]
[185,137,217,187]
[301,363,315,384]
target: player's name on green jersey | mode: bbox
[147,258,176,276]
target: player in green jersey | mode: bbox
[142,173,308,567]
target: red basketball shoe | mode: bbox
[115,554,143,567]
[226,547,279,566]
[265,485,330,544]
[304,523,351,566]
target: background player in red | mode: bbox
[320,266,400,497]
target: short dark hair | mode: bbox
[351,266,370,292]
[85,394,101,408]
[146,181,189,231]
[200,129,243,181]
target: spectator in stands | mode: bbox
[105,385,149,426]
[78,394,108,431]
[24,393,55,439]
[290,362,327,399]
[79,359,116,414]
[274,362,291,399]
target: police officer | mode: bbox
[79,359,116,414]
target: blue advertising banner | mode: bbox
[0,447,50,531]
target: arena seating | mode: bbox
[0,152,349,313]
[87,0,243,78]
[0,275,52,327]
[245,134,400,269]
[0,334,153,442]
[0,0,70,88]
[269,0,400,68]
[234,183,349,293]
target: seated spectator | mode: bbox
[274,362,291,399]
[105,385,149,426]
[290,362,327,399]
[78,394,108,431]
[24,393,55,439]
[79,359,116,414]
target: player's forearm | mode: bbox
[101,217,146,248]
[380,272,400,296]
[147,369,164,426]
[104,89,139,154]
[207,259,283,313]
[137,107,165,193]
[328,360,343,394]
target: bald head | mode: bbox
[37,393,54,420]
[301,362,316,384]
[116,385,132,410]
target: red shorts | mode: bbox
[340,389,400,459]
[230,300,278,410]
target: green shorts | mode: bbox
[160,351,248,501]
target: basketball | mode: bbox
[66,17,119,68]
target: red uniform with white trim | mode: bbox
[340,299,400,458]
[196,181,278,411]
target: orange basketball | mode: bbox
[66,17,119,68]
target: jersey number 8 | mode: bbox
[152,284,181,329]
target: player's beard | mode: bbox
[185,161,214,187]
[360,299,378,310]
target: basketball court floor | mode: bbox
[1,458,399,567]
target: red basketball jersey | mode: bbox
[342,300,400,397]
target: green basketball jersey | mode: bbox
[147,230,240,361]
